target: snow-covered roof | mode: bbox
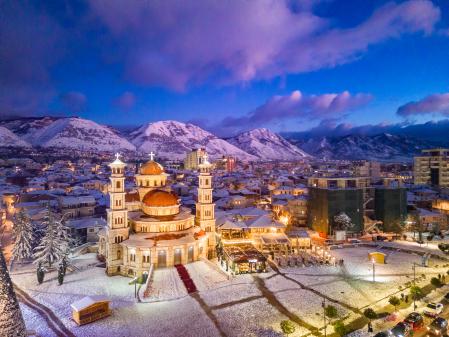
[66,217,106,229]
[71,295,110,312]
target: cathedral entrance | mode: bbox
[188,246,194,262]
[158,250,167,268]
[174,248,182,265]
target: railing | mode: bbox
[142,263,154,299]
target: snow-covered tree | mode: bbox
[12,209,34,263]
[33,207,70,267]
[333,212,354,231]
[0,248,27,337]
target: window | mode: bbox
[116,181,121,189]
[130,253,136,262]
[142,255,150,263]
[117,250,121,259]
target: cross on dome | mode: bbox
[115,152,121,160]
[149,151,156,161]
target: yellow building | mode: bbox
[98,153,216,277]
[414,149,449,187]
[184,148,206,170]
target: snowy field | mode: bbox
[11,247,449,337]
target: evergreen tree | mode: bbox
[33,207,67,267]
[12,209,34,263]
[36,262,45,284]
[334,212,354,231]
[57,266,64,285]
[0,248,27,337]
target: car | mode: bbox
[374,331,392,337]
[404,312,424,330]
[427,317,449,336]
[376,235,387,241]
[424,302,444,317]
[390,322,412,337]
[348,239,361,244]
[324,239,334,246]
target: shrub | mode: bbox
[325,305,338,319]
[431,277,442,287]
[388,296,401,311]
[410,285,423,300]
[334,320,347,337]
[363,308,377,320]
[280,320,296,336]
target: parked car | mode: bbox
[404,312,424,330]
[424,303,444,317]
[391,322,412,337]
[323,239,334,246]
[348,239,361,244]
[427,317,448,336]
[376,235,387,241]
[374,331,392,337]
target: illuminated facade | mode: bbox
[99,153,216,277]
[414,149,449,187]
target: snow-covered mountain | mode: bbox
[228,128,311,160]
[0,126,31,148]
[129,120,257,160]
[1,117,135,152]
[292,133,435,161]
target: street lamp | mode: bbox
[322,298,327,337]
[372,259,375,282]
[412,263,417,310]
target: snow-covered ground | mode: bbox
[12,247,449,337]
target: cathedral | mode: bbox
[98,153,216,277]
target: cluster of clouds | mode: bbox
[214,90,372,135]
[397,93,449,117]
[0,0,447,132]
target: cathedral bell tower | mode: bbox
[195,153,216,258]
[106,153,129,275]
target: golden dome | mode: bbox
[140,160,164,175]
[142,189,178,207]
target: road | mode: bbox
[406,300,449,337]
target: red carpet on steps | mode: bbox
[175,264,197,293]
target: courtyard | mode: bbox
[11,246,449,337]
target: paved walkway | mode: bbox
[14,284,76,337]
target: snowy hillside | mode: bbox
[0,126,31,148]
[228,128,311,160]
[292,133,434,161]
[129,120,257,160]
[1,117,136,152]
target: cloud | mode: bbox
[219,90,372,133]
[397,93,449,117]
[59,91,87,113]
[88,0,440,90]
[113,91,136,111]
[0,1,65,116]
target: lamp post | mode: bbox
[372,259,375,282]
[322,298,327,337]
[412,263,417,310]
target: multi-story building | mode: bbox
[184,148,206,170]
[353,161,381,181]
[307,177,365,236]
[414,149,449,187]
[374,186,407,232]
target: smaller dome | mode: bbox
[140,160,164,175]
[142,189,178,207]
